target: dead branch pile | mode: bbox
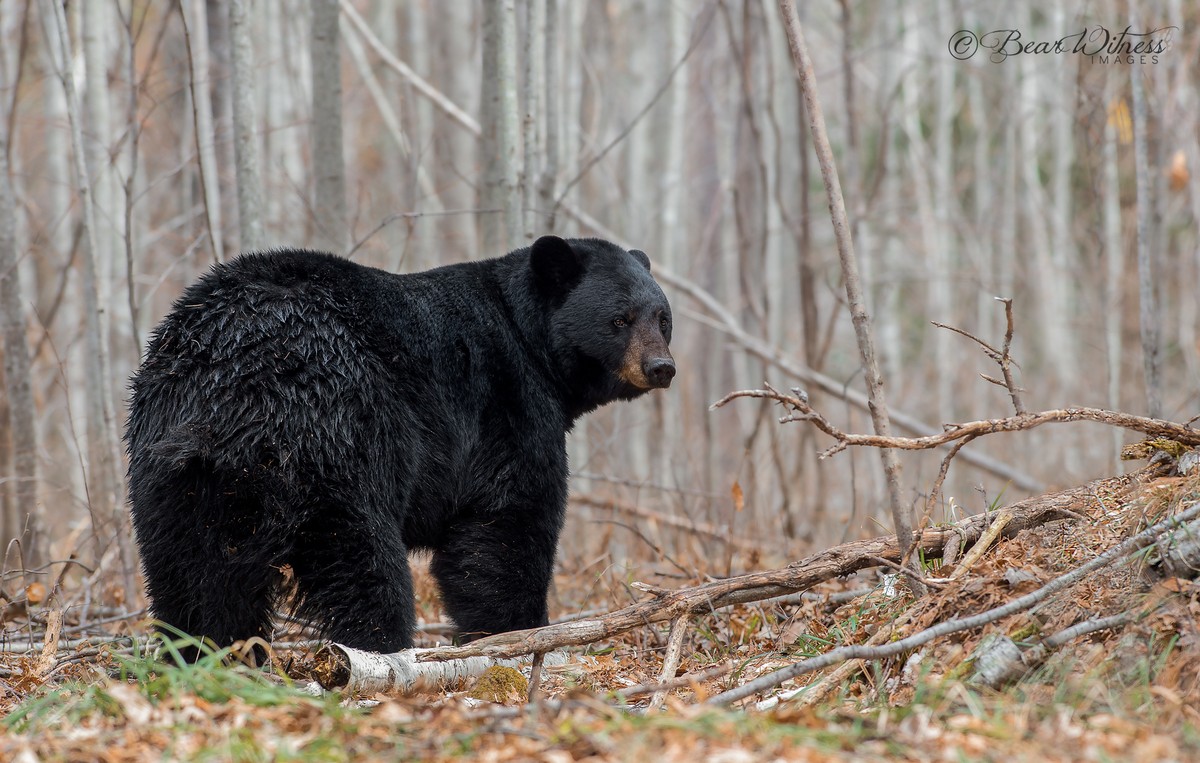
[311,468,1160,695]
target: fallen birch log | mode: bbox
[413,469,1154,664]
[310,644,569,695]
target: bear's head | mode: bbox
[529,235,675,418]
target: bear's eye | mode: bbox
[659,316,670,333]
[613,317,627,329]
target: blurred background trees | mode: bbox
[0,0,1197,597]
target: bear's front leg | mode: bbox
[430,513,562,642]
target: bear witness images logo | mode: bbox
[948,25,1176,64]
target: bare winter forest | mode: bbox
[2,0,1197,586]
[2,0,1200,760]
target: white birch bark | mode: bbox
[183,0,225,263]
[310,0,348,253]
[536,0,559,232]
[0,134,41,561]
[228,0,265,252]
[1102,85,1124,468]
[1129,0,1161,418]
[479,0,521,253]
[206,0,236,258]
[317,644,567,696]
[519,0,543,241]
[81,0,119,309]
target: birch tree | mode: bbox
[311,0,348,253]
[1129,0,1162,418]
[183,0,225,263]
[0,132,40,561]
[520,0,543,241]
[479,0,521,253]
[81,0,120,311]
[228,0,265,252]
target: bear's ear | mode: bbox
[628,249,652,272]
[530,235,584,294]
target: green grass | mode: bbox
[8,636,317,732]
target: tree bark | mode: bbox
[312,645,566,695]
[1129,0,1161,418]
[182,0,225,263]
[519,0,543,241]
[1102,82,1125,467]
[228,0,265,252]
[479,0,521,253]
[0,132,40,561]
[310,0,348,253]
[536,0,559,232]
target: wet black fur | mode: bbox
[126,236,674,654]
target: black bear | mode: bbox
[126,235,674,655]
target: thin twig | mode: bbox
[996,298,1026,415]
[1042,611,1134,650]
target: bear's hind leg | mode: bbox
[289,514,414,653]
[133,466,284,661]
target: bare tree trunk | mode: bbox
[650,1,687,488]
[1129,0,1161,418]
[776,0,914,567]
[263,0,308,238]
[182,0,225,263]
[537,0,559,232]
[310,0,347,253]
[931,1,956,422]
[429,0,477,260]
[39,0,134,598]
[479,0,521,253]
[206,0,236,259]
[519,0,543,241]
[228,0,264,252]
[1102,80,1125,468]
[1048,1,1078,394]
[901,2,953,422]
[81,0,119,317]
[0,132,40,562]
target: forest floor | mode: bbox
[2,465,1200,762]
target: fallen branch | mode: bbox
[412,470,1149,664]
[705,497,1200,706]
[970,610,1136,689]
[648,617,689,711]
[947,510,1012,580]
[310,643,568,695]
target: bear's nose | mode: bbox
[644,358,676,388]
